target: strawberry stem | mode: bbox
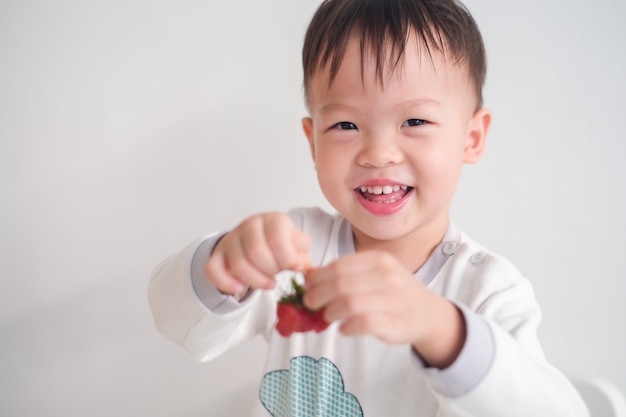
[278,277,305,306]
[292,278,304,296]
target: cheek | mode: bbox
[313,150,352,198]
[315,161,345,193]
[411,147,464,192]
[312,142,345,173]
[421,133,467,170]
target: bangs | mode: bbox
[302,0,486,107]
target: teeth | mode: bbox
[360,185,408,195]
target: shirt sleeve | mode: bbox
[418,249,590,416]
[189,233,255,314]
[415,304,495,397]
[147,233,273,362]
[147,208,320,363]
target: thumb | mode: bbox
[291,229,312,271]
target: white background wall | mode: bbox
[1,0,625,415]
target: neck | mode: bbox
[352,216,450,274]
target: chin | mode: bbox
[352,219,412,242]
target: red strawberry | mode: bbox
[275,277,330,337]
[275,302,300,336]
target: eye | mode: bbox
[333,121,358,130]
[402,119,427,127]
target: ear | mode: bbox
[301,117,316,162]
[463,108,491,164]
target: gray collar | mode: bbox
[336,219,461,286]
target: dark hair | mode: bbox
[302,0,487,108]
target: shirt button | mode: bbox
[442,241,458,256]
[470,251,486,265]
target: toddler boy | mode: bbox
[149,0,589,415]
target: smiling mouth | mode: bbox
[356,184,414,204]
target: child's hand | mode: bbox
[205,212,311,296]
[303,251,466,368]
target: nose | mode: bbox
[355,134,404,168]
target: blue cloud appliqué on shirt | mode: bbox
[260,356,363,417]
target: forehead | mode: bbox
[306,34,473,107]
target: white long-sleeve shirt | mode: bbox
[148,207,589,416]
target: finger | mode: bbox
[339,313,391,338]
[264,214,311,271]
[238,217,282,276]
[208,232,277,291]
[304,262,385,310]
[305,252,381,287]
[323,292,387,322]
[292,229,312,269]
[204,251,247,295]
[224,238,277,290]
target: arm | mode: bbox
[303,247,589,416]
[148,211,311,362]
[423,262,590,416]
[148,234,271,362]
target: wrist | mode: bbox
[412,300,467,369]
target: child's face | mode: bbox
[302,34,490,249]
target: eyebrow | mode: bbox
[318,103,353,114]
[397,98,441,108]
[318,98,440,114]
